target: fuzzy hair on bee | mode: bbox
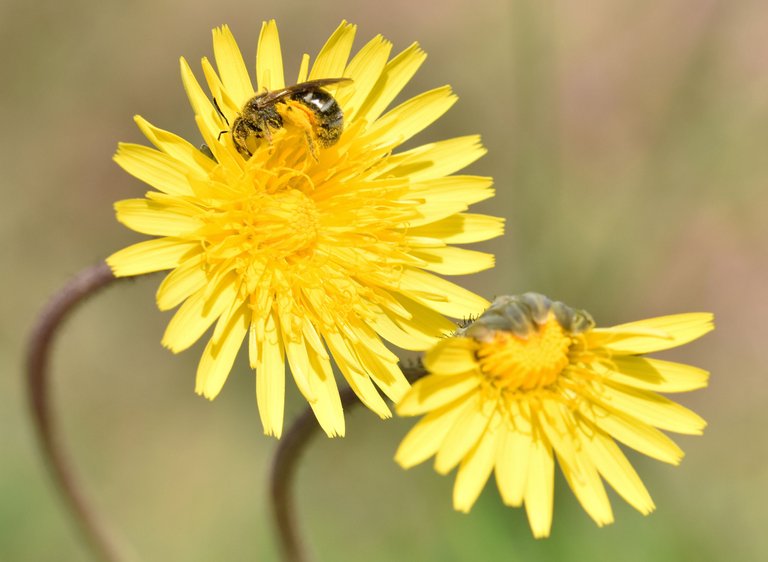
[214,78,352,159]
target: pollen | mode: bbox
[478,316,571,391]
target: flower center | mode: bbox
[243,188,319,259]
[203,183,320,289]
[477,316,571,391]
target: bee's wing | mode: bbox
[257,78,353,106]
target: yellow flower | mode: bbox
[107,21,503,438]
[395,293,713,537]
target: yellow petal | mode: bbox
[434,393,496,474]
[537,401,579,476]
[375,293,456,350]
[591,313,714,354]
[296,53,310,84]
[253,313,286,438]
[306,345,345,438]
[383,135,486,182]
[395,398,471,469]
[406,176,495,227]
[411,246,495,275]
[135,116,215,174]
[598,382,707,435]
[346,322,404,389]
[212,25,254,106]
[282,326,318,404]
[324,330,391,418]
[558,448,614,528]
[180,57,221,142]
[114,199,201,237]
[193,114,241,174]
[423,337,479,375]
[408,213,505,245]
[367,308,442,351]
[608,356,709,393]
[201,56,239,120]
[107,238,199,277]
[495,419,532,507]
[366,86,457,148]
[155,255,207,311]
[256,20,285,91]
[579,421,655,515]
[355,42,426,125]
[541,403,613,527]
[580,403,684,465]
[524,433,555,539]
[398,269,490,319]
[340,35,392,119]
[299,316,329,361]
[162,271,237,353]
[308,21,356,80]
[195,301,249,399]
[396,372,480,416]
[309,21,357,80]
[114,143,194,197]
[453,413,501,512]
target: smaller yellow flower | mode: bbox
[395,293,713,538]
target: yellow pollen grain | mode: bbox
[478,317,571,392]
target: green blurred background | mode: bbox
[2,0,766,560]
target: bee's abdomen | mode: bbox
[291,90,344,147]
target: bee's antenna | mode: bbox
[212,97,230,126]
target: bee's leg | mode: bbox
[212,97,230,126]
[233,121,255,158]
[304,131,319,161]
[261,117,274,146]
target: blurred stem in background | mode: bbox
[270,386,360,562]
[26,263,132,562]
[271,364,427,562]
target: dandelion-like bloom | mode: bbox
[107,21,502,438]
[395,293,713,537]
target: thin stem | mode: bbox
[26,262,132,562]
[270,365,427,562]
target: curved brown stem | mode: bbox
[270,365,427,562]
[26,262,133,562]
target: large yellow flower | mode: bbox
[395,293,713,537]
[107,21,502,438]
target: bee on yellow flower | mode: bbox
[107,21,503,438]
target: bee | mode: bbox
[216,78,352,159]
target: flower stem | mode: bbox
[270,365,427,562]
[26,262,132,562]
